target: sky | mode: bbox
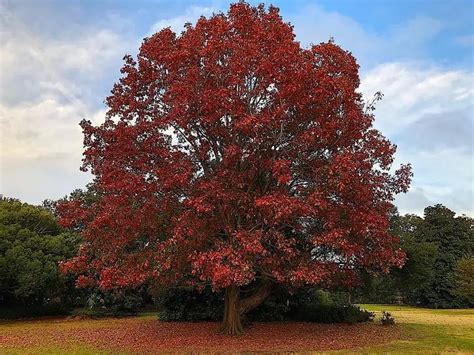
[0,0,473,216]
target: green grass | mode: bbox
[354,304,474,354]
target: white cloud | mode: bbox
[0,96,101,203]
[148,6,217,35]
[0,21,128,106]
[0,98,97,160]
[0,5,127,203]
[360,63,473,216]
[1,154,92,204]
[359,63,473,136]
[395,187,434,216]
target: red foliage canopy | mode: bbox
[59,3,411,293]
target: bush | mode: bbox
[70,289,144,318]
[248,287,374,324]
[155,287,224,322]
[381,311,396,325]
[291,304,375,324]
[156,286,374,324]
[245,295,291,322]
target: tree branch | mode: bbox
[239,280,274,315]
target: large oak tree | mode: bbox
[59,2,411,334]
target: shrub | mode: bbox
[381,311,396,325]
[155,287,224,322]
[291,304,375,324]
[248,287,374,324]
[156,286,374,324]
[70,289,143,318]
[245,293,291,322]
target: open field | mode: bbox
[359,304,474,354]
[0,305,472,353]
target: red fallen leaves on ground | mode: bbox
[1,317,402,352]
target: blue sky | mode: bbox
[1,0,473,216]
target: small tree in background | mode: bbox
[59,2,411,334]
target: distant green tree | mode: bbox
[389,213,438,303]
[358,211,438,304]
[417,205,473,308]
[452,256,474,304]
[0,199,81,305]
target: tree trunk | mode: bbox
[221,285,243,335]
[221,281,274,335]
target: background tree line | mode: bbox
[358,205,473,308]
[0,188,472,319]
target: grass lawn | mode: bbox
[357,304,474,354]
[0,305,472,353]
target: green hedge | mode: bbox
[0,304,71,319]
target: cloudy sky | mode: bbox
[1,0,473,216]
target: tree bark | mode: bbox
[221,285,243,335]
[221,281,274,335]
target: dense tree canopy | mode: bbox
[453,256,474,302]
[358,211,438,304]
[0,199,80,305]
[389,214,438,298]
[59,2,411,334]
[417,205,473,308]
